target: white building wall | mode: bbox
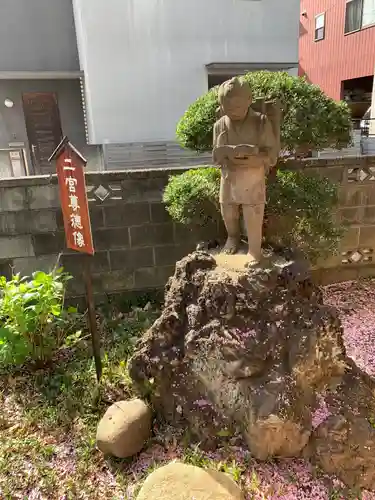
[0,0,79,72]
[73,0,300,145]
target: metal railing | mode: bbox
[317,118,375,159]
[354,117,375,156]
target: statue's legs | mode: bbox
[242,203,265,262]
[220,203,240,254]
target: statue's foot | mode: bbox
[223,237,239,254]
[246,252,261,266]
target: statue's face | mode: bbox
[222,95,251,121]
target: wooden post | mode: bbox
[84,255,102,381]
[49,136,102,381]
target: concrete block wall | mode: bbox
[0,169,218,303]
[286,155,375,284]
[1,158,375,303]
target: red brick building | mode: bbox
[299,0,375,121]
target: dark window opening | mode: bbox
[208,74,236,90]
[342,75,373,128]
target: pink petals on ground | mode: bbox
[324,279,375,376]
[123,279,375,499]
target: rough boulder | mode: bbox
[136,462,244,500]
[129,252,346,458]
[129,251,375,489]
[96,399,152,458]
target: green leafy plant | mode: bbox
[163,167,220,226]
[183,444,212,468]
[265,169,343,262]
[0,269,80,367]
[216,459,245,483]
[163,167,343,262]
[176,71,352,157]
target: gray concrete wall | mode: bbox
[0,79,102,176]
[1,157,375,304]
[0,168,220,304]
[72,0,300,145]
[0,0,79,72]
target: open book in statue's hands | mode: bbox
[213,144,259,164]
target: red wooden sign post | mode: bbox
[49,137,102,381]
[53,137,94,254]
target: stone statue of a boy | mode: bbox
[213,77,279,263]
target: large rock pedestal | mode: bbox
[129,251,347,459]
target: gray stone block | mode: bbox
[0,210,57,235]
[66,276,86,296]
[92,270,135,293]
[363,207,375,225]
[0,213,18,234]
[104,203,150,227]
[150,203,171,224]
[0,259,13,280]
[93,228,130,250]
[359,226,375,248]
[130,223,174,248]
[339,208,363,226]
[154,244,194,266]
[174,222,219,243]
[12,254,60,277]
[28,185,60,209]
[32,232,66,256]
[60,252,110,276]
[31,210,58,233]
[134,266,174,289]
[110,247,154,271]
[56,207,104,231]
[320,167,344,184]
[121,178,165,203]
[361,185,375,207]
[0,187,27,212]
[0,236,35,259]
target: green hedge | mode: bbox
[176,71,352,157]
[163,167,343,263]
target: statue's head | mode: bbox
[218,77,252,121]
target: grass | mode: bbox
[0,304,159,500]
[0,301,270,499]
[1,287,375,500]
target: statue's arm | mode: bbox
[212,122,220,165]
[213,120,228,165]
[213,121,220,148]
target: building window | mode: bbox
[314,13,325,41]
[345,0,375,33]
[345,0,363,32]
[362,0,375,27]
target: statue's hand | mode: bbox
[213,145,233,165]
